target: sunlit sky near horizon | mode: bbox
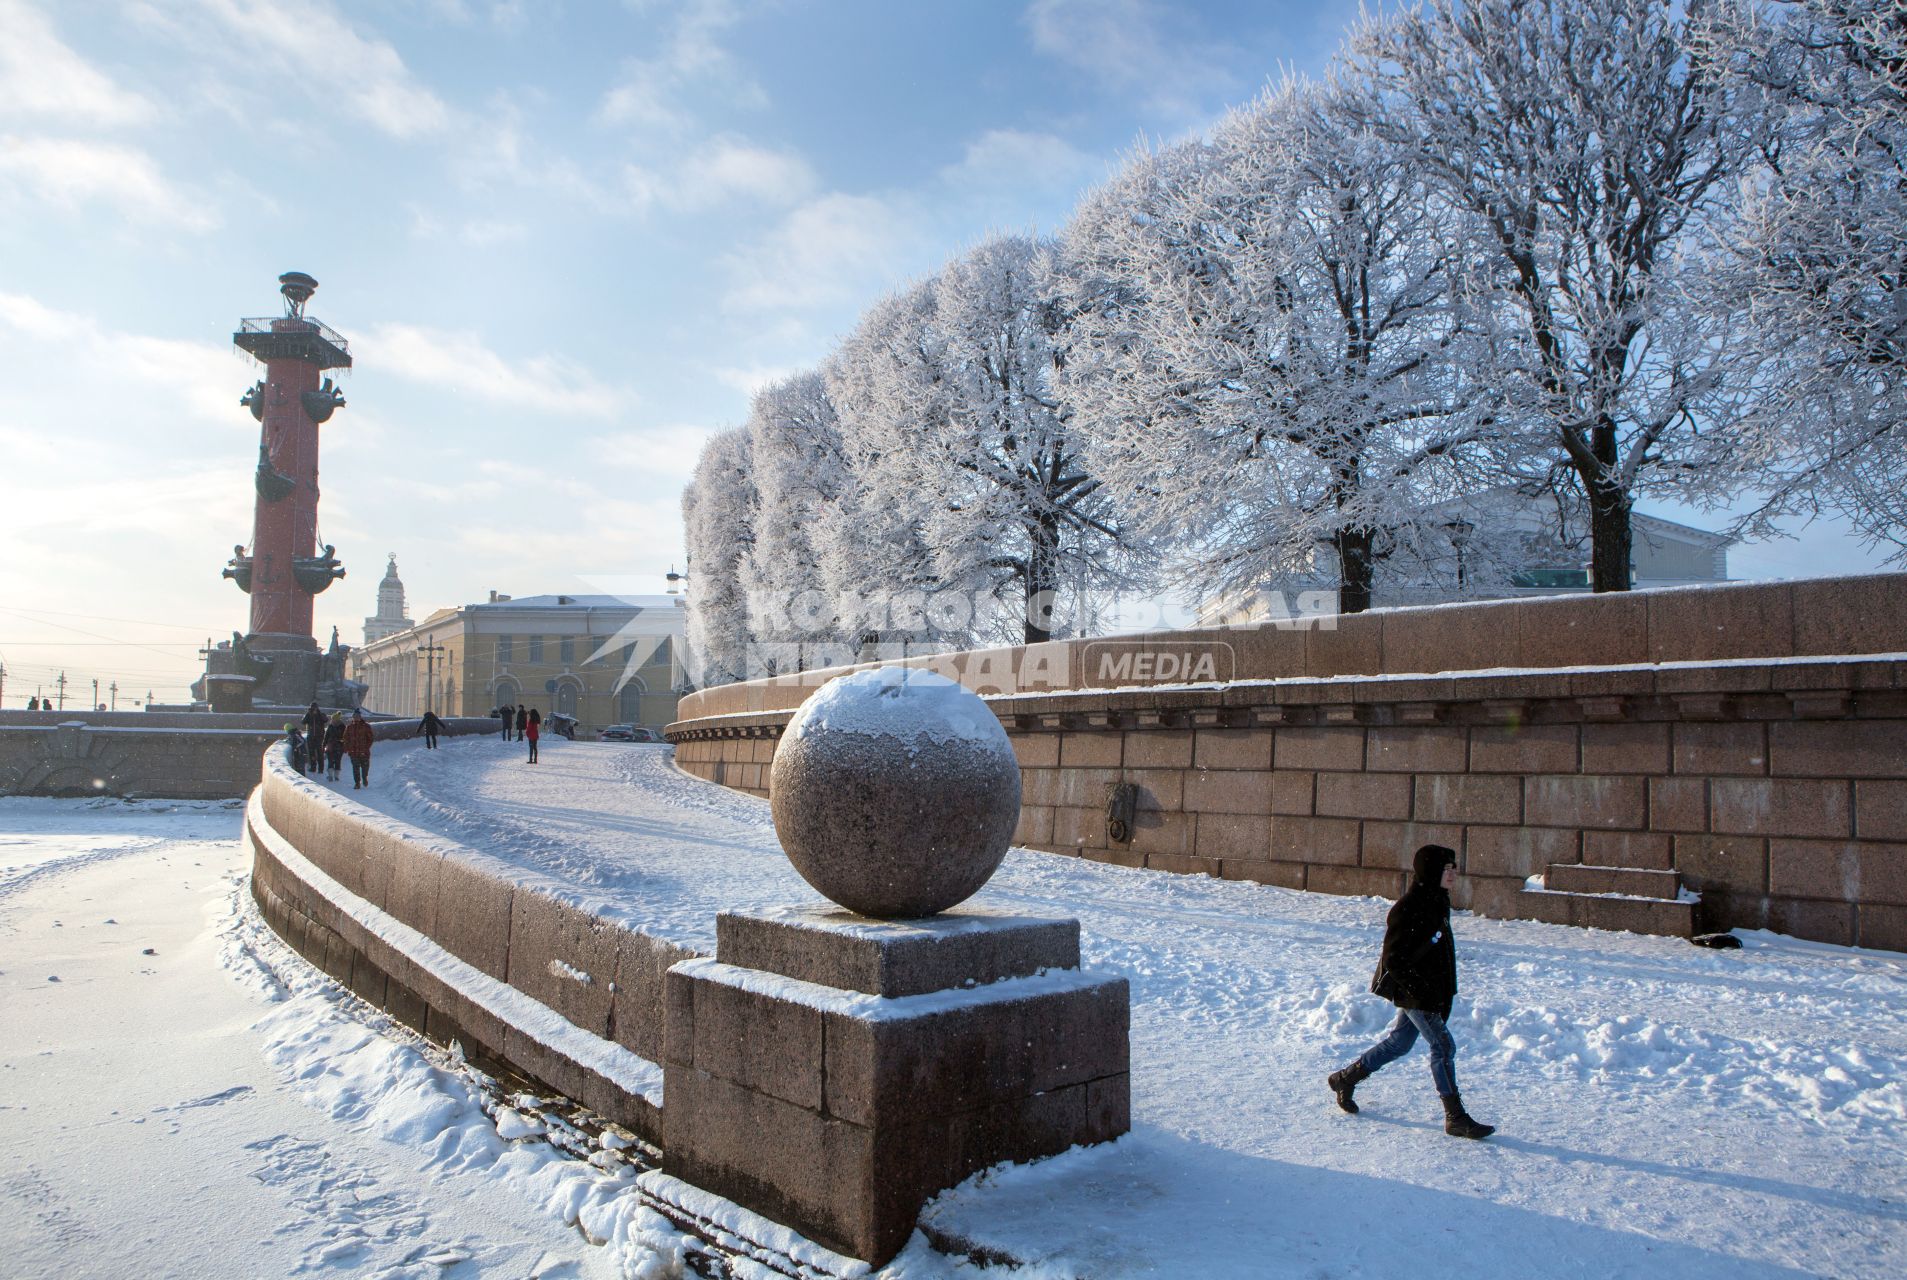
[0,0,1892,705]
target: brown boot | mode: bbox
[1442,1092,1495,1139]
[1327,1062,1370,1114]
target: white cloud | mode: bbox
[710,362,804,398]
[0,136,219,230]
[0,291,239,421]
[0,0,154,125]
[366,323,633,418]
[938,128,1106,196]
[721,192,916,313]
[194,0,452,139]
[587,424,714,480]
[625,136,818,213]
[407,205,529,246]
[1023,0,1238,118]
[596,0,765,133]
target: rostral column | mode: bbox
[222,272,350,682]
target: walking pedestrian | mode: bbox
[300,702,327,775]
[514,705,528,742]
[342,709,375,789]
[1327,844,1495,1139]
[418,709,443,748]
[526,710,540,764]
[323,712,346,781]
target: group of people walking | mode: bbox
[282,702,553,785]
[494,702,542,763]
[285,702,376,788]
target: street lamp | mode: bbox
[1443,518,1475,589]
[665,565,688,594]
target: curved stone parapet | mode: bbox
[245,731,698,1141]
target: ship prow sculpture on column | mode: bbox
[194,272,365,712]
[662,667,1132,1266]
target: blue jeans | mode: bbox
[1356,1008,1458,1097]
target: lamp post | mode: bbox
[418,640,446,714]
[1443,518,1475,590]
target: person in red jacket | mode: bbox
[525,708,540,763]
[341,710,376,789]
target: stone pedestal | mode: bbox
[662,906,1129,1266]
[203,674,257,714]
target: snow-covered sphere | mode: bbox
[770,667,1021,918]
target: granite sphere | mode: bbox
[770,667,1022,918]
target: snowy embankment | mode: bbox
[356,735,1907,1278]
[5,738,1904,1277]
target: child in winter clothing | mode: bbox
[324,712,346,781]
[1328,844,1495,1139]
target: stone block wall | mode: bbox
[247,740,699,1142]
[0,711,501,799]
[668,576,1907,952]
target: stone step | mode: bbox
[1544,863,1683,900]
[1515,887,1697,939]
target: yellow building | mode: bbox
[352,592,687,735]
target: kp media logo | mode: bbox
[1081,641,1236,688]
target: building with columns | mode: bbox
[363,555,414,644]
[351,592,687,735]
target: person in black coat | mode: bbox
[1327,844,1494,1139]
[300,702,328,774]
[418,709,442,748]
[496,703,513,739]
[514,705,528,741]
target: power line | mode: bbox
[0,605,224,632]
[0,640,203,647]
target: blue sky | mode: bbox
[0,0,1889,705]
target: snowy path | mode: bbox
[0,798,618,1280]
[353,735,1907,1278]
[5,741,1903,1278]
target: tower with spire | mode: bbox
[194,272,364,710]
[365,554,415,644]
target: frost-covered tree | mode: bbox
[831,238,1139,644]
[1706,0,1907,559]
[681,427,756,687]
[823,280,978,652]
[1062,81,1490,613]
[739,369,854,671]
[1348,0,1777,592]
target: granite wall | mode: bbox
[668,575,1907,951]
[245,741,696,1144]
[0,711,500,800]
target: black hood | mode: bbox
[1411,843,1457,888]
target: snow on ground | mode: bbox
[360,735,1907,1278]
[0,797,663,1280]
[4,736,1905,1278]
